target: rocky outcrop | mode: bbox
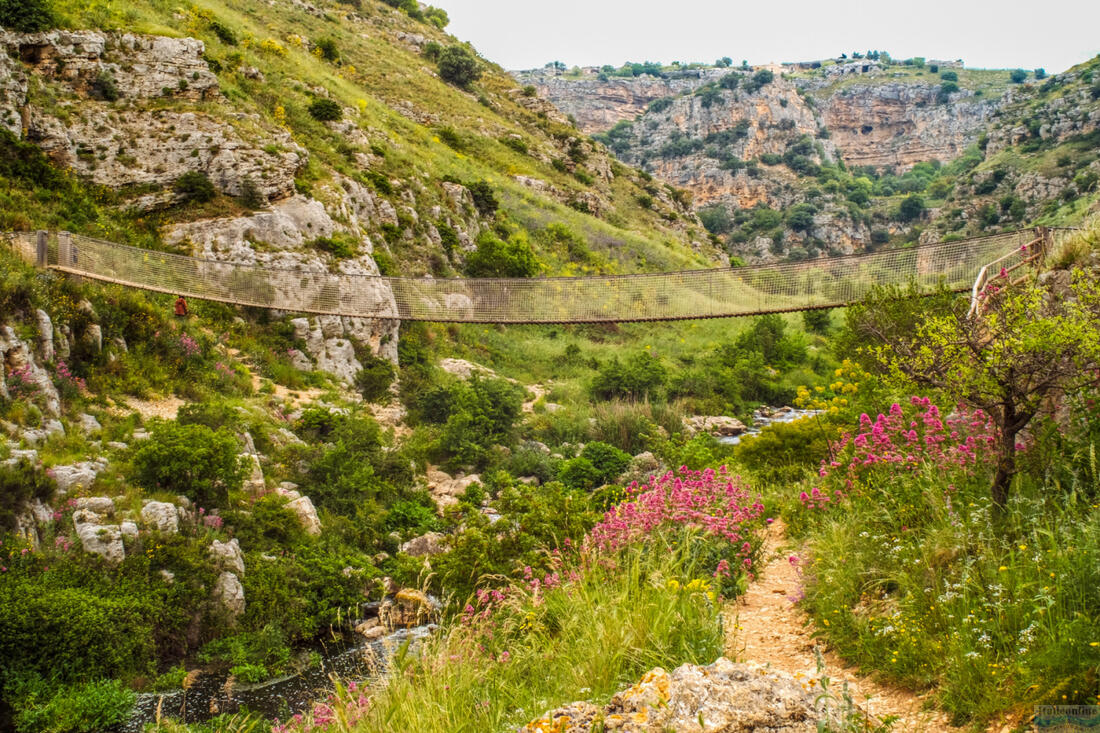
[0,325,61,416]
[2,30,305,203]
[141,500,180,534]
[209,538,245,576]
[815,83,994,169]
[399,531,446,557]
[72,497,125,563]
[378,588,439,629]
[214,571,245,620]
[0,30,218,103]
[520,658,847,732]
[426,468,481,509]
[682,415,748,437]
[511,68,720,134]
[49,460,106,494]
[28,108,305,202]
[166,197,400,374]
[275,483,322,537]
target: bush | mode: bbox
[466,180,498,218]
[0,460,53,531]
[591,353,667,401]
[578,441,631,485]
[90,72,119,102]
[1010,68,1028,83]
[422,41,442,61]
[939,70,958,82]
[173,171,216,203]
[432,376,524,468]
[239,177,265,208]
[802,309,832,334]
[464,231,539,278]
[697,205,732,235]
[558,457,602,490]
[315,37,339,62]
[177,400,241,432]
[355,354,396,403]
[0,0,55,31]
[437,45,481,89]
[12,678,136,733]
[898,193,926,222]
[307,98,342,122]
[130,422,245,508]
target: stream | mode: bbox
[123,625,434,730]
[715,407,823,445]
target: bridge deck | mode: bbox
[6,229,1047,324]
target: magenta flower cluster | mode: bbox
[55,361,86,392]
[587,466,765,569]
[179,334,200,357]
[800,397,999,510]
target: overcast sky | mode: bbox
[437,0,1100,74]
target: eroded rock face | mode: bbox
[0,30,218,103]
[426,469,481,509]
[520,658,845,732]
[49,461,105,494]
[0,325,61,416]
[816,83,994,169]
[28,108,305,201]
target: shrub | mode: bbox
[385,497,440,535]
[437,45,481,89]
[557,457,602,490]
[422,41,442,61]
[578,441,631,485]
[647,97,674,113]
[802,308,832,334]
[718,72,740,90]
[307,98,342,122]
[355,354,396,402]
[0,0,55,31]
[698,204,732,234]
[466,180,498,218]
[314,37,339,62]
[591,353,667,401]
[12,678,136,733]
[898,193,926,222]
[90,72,119,102]
[1010,68,1028,83]
[209,19,237,45]
[173,171,216,203]
[0,460,53,531]
[177,400,241,432]
[939,70,958,82]
[423,6,449,28]
[239,177,265,208]
[130,422,245,507]
[464,231,539,278]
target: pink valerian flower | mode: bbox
[178,334,200,357]
[803,398,1002,512]
[585,467,765,570]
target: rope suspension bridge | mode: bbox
[6,228,1055,324]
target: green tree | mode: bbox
[130,422,245,507]
[466,180,498,217]
[1010,68,1028,83]
[464,231,539,278]
[0,0,55,31]
[437,45,481,89]
[939,70,958,82]
[898,194,925,222]
[845,276,1100,511]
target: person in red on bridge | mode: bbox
[174,296,188,317]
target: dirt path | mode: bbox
[725,520,958,731]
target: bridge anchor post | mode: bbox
[35,230,47,268]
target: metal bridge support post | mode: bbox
[58,231,81,284]
[35,230,48,268]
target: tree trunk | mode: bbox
[991,401,1020,513]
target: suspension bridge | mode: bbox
[6,228,1054,324]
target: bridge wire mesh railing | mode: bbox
[4,229,1046,324]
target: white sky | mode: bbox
[437,0,1100,74]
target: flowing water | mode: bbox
[715,407,823,446]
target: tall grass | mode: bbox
[785,397,1100,723]
[277,536,724,732]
